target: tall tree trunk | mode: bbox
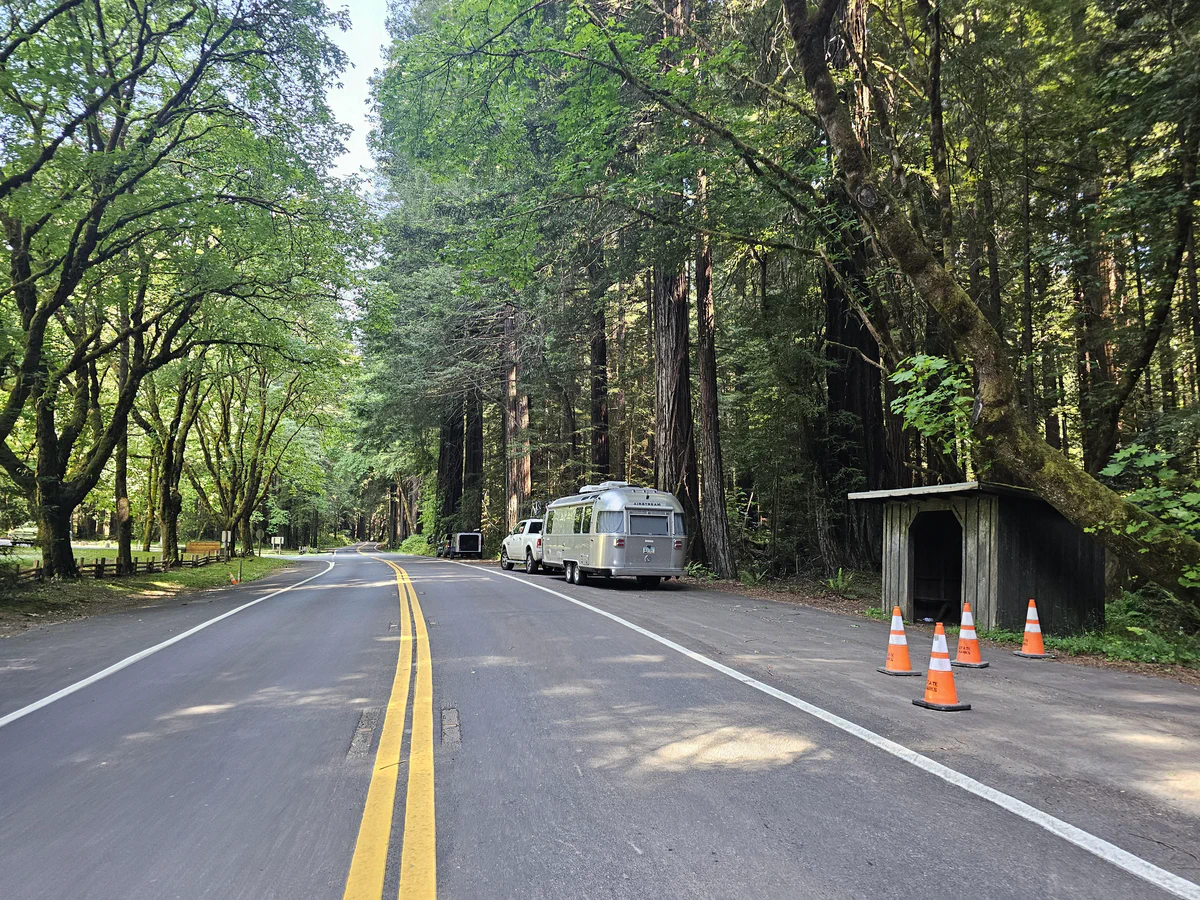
[36,496,75,580]
[115,433,133,575]
[822,227,887,569]
[982,173,1003,334]
[562,385,578,489]
[589,254,610,481]
[613,285,628,482]
[1161,295,1178,410]
[115,302,133,575]
[389,478,399,544]
[919,0,953,268]
[1021,123,1036,413]
[143,447,158,553]
[463,389,484,528]
[695,212,736,578]
[1185,229,1200,382]
[160,486,182,565]
[1042,347,1062,450]
[503,306,530,531]
[438,397,465,532]
[652,263,705,562]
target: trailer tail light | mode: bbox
[674,539,683,550]
[614,538,625,548]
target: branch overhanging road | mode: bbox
[0,546,1197,900]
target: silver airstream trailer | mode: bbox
[541,482,687,586]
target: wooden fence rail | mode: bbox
[12,553,227,583]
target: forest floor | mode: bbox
[0,555,295,639]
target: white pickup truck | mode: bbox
[500,518,543,574]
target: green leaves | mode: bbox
[888,355,974,456]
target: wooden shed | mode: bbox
[848,482,1105,635]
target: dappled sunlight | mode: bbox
[458,654,527,668]
[576,715,826,776]
[597,654,667,665]
[404,574,495,584]
[164,703,235,717]
[117,680,374,746]
[1104,689,1200,712]
[638,726,817,773]
[332,578,396,590]
[548,687,829,778]
[1143,770,1200,805]
[539,684,597,698]
[1103,730,1192,750]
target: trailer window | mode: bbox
[596,511,623,533]
[673,513,686,535]
[582,505,593,533]
[629,514,669,536]
[546,510,556,533]
[573,507,584,533]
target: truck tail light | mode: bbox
[537,537,542,549]
[614,538,625,548]
[674,539,683,550]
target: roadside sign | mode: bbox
[220,530,232,547]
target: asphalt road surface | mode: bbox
[2,546,1198,900]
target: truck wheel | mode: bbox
[636,576,661,588]
[525,550,540,575]
[500,548,514,570]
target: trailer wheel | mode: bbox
[564,561,575,583]
[575,567,587,586]
[636,576,661,588]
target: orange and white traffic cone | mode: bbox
[951,602,989,668]
[913,623,971,711]
[1014,598,1055,659]
[877,606,923,677]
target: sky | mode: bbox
[327,0,390,178]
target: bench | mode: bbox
[185,540,222,554]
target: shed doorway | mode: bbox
[909,511,962,624]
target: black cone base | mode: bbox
[913,699,971,711]
[878,666,923,676]
[1013,651,1055,659]
[951,660,989,668]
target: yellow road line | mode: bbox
[343,554,414,900]
[397,568,436,900]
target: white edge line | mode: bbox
[411,555,1200,900]
[0,556,338,730]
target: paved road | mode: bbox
[1,547,1198,899]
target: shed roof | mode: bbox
[847,481,1039,502]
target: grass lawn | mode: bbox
[0,553,296,637]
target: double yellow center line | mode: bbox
[344,552,436,900]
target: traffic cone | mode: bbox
[877,606,923,677]
[913,623,970,711]
[1014,598,1055,659]
[951,602,989,668]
